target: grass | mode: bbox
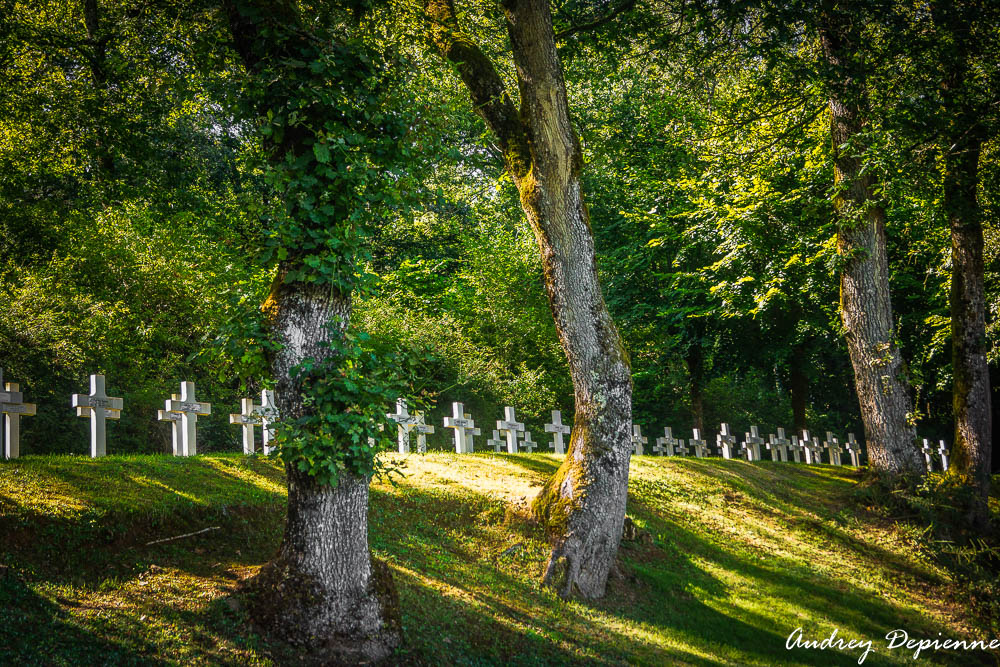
[0,452,995,665]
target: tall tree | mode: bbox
[223,1,406,660]
[932,0,995,526]
[816,0,923,474]
[424,0,633,598]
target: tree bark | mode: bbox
[225,2,401,660]
[426,0,633,599]
[790,341,808,434]
[818,4,922,475]
[936,1,993,527]
[686,337,705,432]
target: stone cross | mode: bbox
[718,423,738,460]
[768,428,790,462]
[2,379,36,460]
[825,432,844,466]
[464,412,482,451]
[496,406,524,454]
[631,424,648,456]
[937,440,950,472]
[921,438,935,472]
[544,410,571,455]
[846,433,862,467]
[521,431,537,453]
[258,389,278,454]
[653,427,678,456]
[801,430,818,464]
[413,412,434,454]
[163,382,212,456]
[808,436,824,465]
[72,374,123,458]
[487,429,505,452]
[159,393,183,455]
[744,425,765,462]
[443,402,476,453]
[689,428,707,458]
[675,436,691,456]
[229,397,263,455]
[386,398,420,454]
[788,435,803,463]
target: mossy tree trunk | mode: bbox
[425,0,633,599]
[936,1,993,528]
[224,2,401,661]
[818,2,922,475]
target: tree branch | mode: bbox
[554,0,636,41]
[423,0,532,177]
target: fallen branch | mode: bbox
[146,526,220,546]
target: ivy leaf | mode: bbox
[313,142,331,164]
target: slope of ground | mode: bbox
[0,453,992,665]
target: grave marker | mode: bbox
[159,393,183,455]
[71,374,123,458]
[718,423,738,460]
[675,436,691,456]
[768,428,790,462]
[496,406,524,454]
[260,390,278,454]
[921,439,934,472]
[443,402,476,453]
[229,397,262,455]
[825,432,844,466]
[653,427,679,456]
[464,413,482,451]
[522,431,537,453]
[631,424,648,456]
[689,428,707,458]
[788,435,803,463]
[413,412,434,453]
[801,430,818,464]
[744,426,765,462]
[2,379,36,460]
[937,440,950,472]
[544,410,571,455]
[846,433,862,467]
[163,382,212,457]
[386,399,420,454]
[487,429,505,452]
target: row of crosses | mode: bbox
[0,369,950,472]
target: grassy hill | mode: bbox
[0,453,993,665]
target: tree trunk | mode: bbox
[225,2,401,659]
[937,4,993,526]
[790,341,808,434]
[818,5,922,475]
[425,0,633,599]
[687,340,705,432]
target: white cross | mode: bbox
[544,410,571,454]
[653,427,678,456]
[159,393,183,455]
[2,379,36,460]
[824,432,844,466]
[496,406,524,454]
[464,412,482,451]
[718,423,737,459]
[386,398,420,454]
[259,389,278,454]
[921,438,934,472]
[229,397,263,455]
[71,374,123,458]
[631,424,648,456]
[788,435,803,463]
[744,425,765,461]
[846,433,862,467]
[164,381,212,457]
[675,436,691,456]
[443,402,475,453]
[937,440,949,472]
[689,428,707,458]
[768,427,790,462]
[487,429,505,452]
[805,435,824,465]
[413,412,434,453]
[521,430,537,453]
[801,430,818,464]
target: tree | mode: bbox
[423,0,633,598]
[223,0,409,659]
[816,0,923,474]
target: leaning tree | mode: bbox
[423,0,634,598]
